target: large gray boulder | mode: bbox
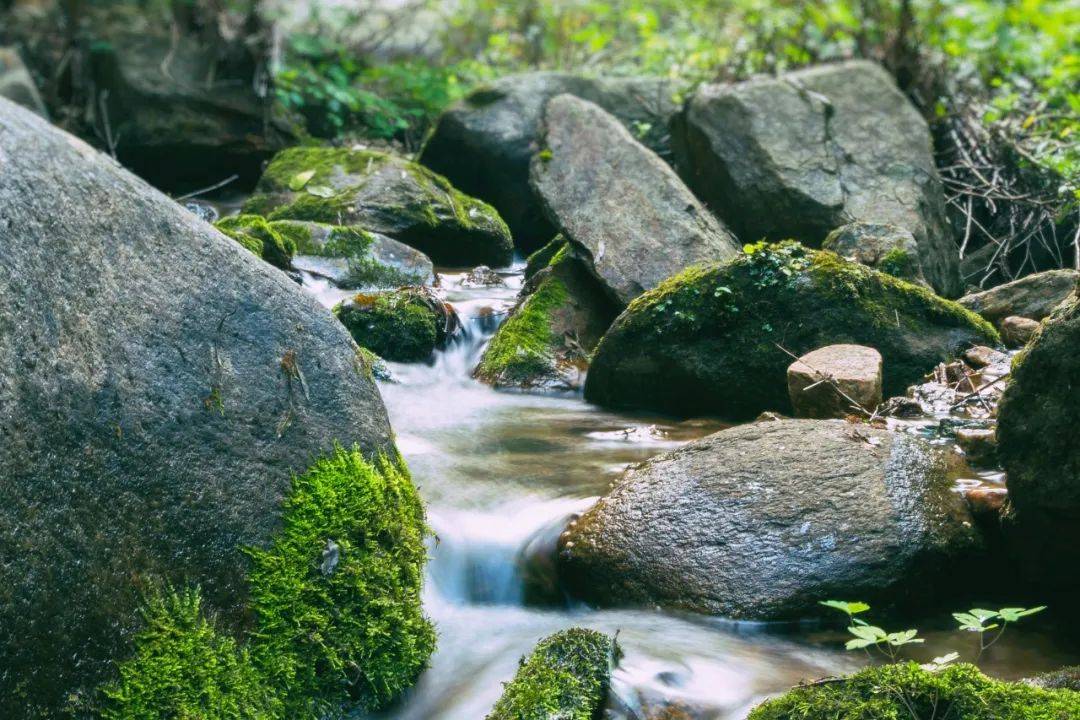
[531,94,739,305]
[672,60,962,298]
[419,72,685,250]
[558,419,981,619]
[958,269,1079,326]
[0,97,395,713]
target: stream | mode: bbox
[295,260,1078,719]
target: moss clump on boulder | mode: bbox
[246,448,435,715]
[214,214,297,269]
[100,447,435,718]
[749,662,1080,720]
[242,147,513,267]
[523,234,566,281]
[100,588,280,719]
[486,628,615,720]
[585,241,998,419]
[476,242,620,391]
[335,288,453,363]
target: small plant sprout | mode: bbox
[953,606,1046,659]
[820,601,923,661]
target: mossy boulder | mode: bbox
[822,222,928,287]
[524,235,566,281]
[215,214,297,269]
[749,662,1080,720]
[272,220,435,288]
[486,628,616,720]
[335,288,456,363]
[419,72,685,251]
[996,290,1080,588]
[558,420,979,619]
[475,241,620,391]
[100,448,435,718]
[243,147,513,267]
[0,98,401,715]
[584,242,997,419]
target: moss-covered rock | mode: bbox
[585,242,998,419]
[272,220,435,288]
[100,447,435,718]
[749,662,1080,720]
[523,235,565,281]
[335,288,454,362]
[475,242,620,391]
[242,147,513,267]
[214,214,296,269]
[486,628,616,720]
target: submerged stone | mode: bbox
[244,147,513,267]
[585,242,996,419]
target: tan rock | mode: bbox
[963,345,1008,369]
[955,428,998,465]
[787,344,883,418]
[1001,315,1040,347]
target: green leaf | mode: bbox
[848,625,886,641]
[819,600,870,616]
[845,638,876,650]
[289,170,316,191]
[969,608,1000,622]
[931,652,960,666]
[953,612,986,631]
[886,630,923,647]
[306,185,336,198]
[998,606,1046,622]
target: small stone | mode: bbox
[462,265,505,288]
[1001,315,1039,347]
[754,411,787,423]
[963,486,1008,518]
[955,428,997,466]
[787,344,883,419]
[963,345,1008,369]
[881,396,924,418]
[822,222,926,285]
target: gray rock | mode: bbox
[823,222,927,286]
[244,147,513,267]
[1000,315,1040,347]
[672,60,962,297]
[787,344,882,419]
[531,94,739,305]
[462,265,506,288]
[0,97,394,713]
[958,269,1079,325]
[0,46,46,117]
[419,72,685,250]
[558,419,980,619]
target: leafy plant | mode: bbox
[953,605,1046,659]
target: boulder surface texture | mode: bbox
[558,419,980,619]
[420,71,684,250]
[958,269,1079,325]
[531,94,739,305]
[787,344,883,418]
[0,97,400,714]
[672,60,961,297]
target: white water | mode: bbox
[304,264,1076,719]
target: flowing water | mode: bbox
[296,262,1080,719]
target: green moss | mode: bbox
[749,662,1080,720]
[355,347,394,382]
[587,241,999,418]
[878,247,920,281]
[214,215,296,270]
[335,289,442,362]
[254,146,393,192]
[245,447,435,716]
[100,587,281,719]
[524,235,566,280]
[475,273,570,385]
[486,629,615,720]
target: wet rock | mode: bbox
[214,213,296,269]
[964,486,1008,519]
[585,242,997,420]
[475,241,620,391]
[0,97,396,714]
[558,419,981,619]
[462,265,506,288]
[958,269,1079,325]
[0,46,46,117]
[1026,666,1080,692]
[880,396,925,418]
[271,220,435,288]
[963,345,1008,369]
[997,290,1080,588]
[955,428,997,466]
[822,222,927,286]
[183,200,220,223]
[335,287,457,363]
[1000,315,1040,347]
[243,147,513,267]
[486,628,615,720]
[672,60,961,297]
[531,94,739,305]
[420,72,685,250]
[787,344,882,419]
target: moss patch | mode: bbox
[524,235,566,281]
[475,273,570,386]
[100,588,280,719]
[215,214,296,270]
[587,241,998,419]
[335,289,442,362]
[749,662,1080,720]
[486,629,615,720]
[246,448,435,715]
[99,447,434,718]
[878,247,920,282]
